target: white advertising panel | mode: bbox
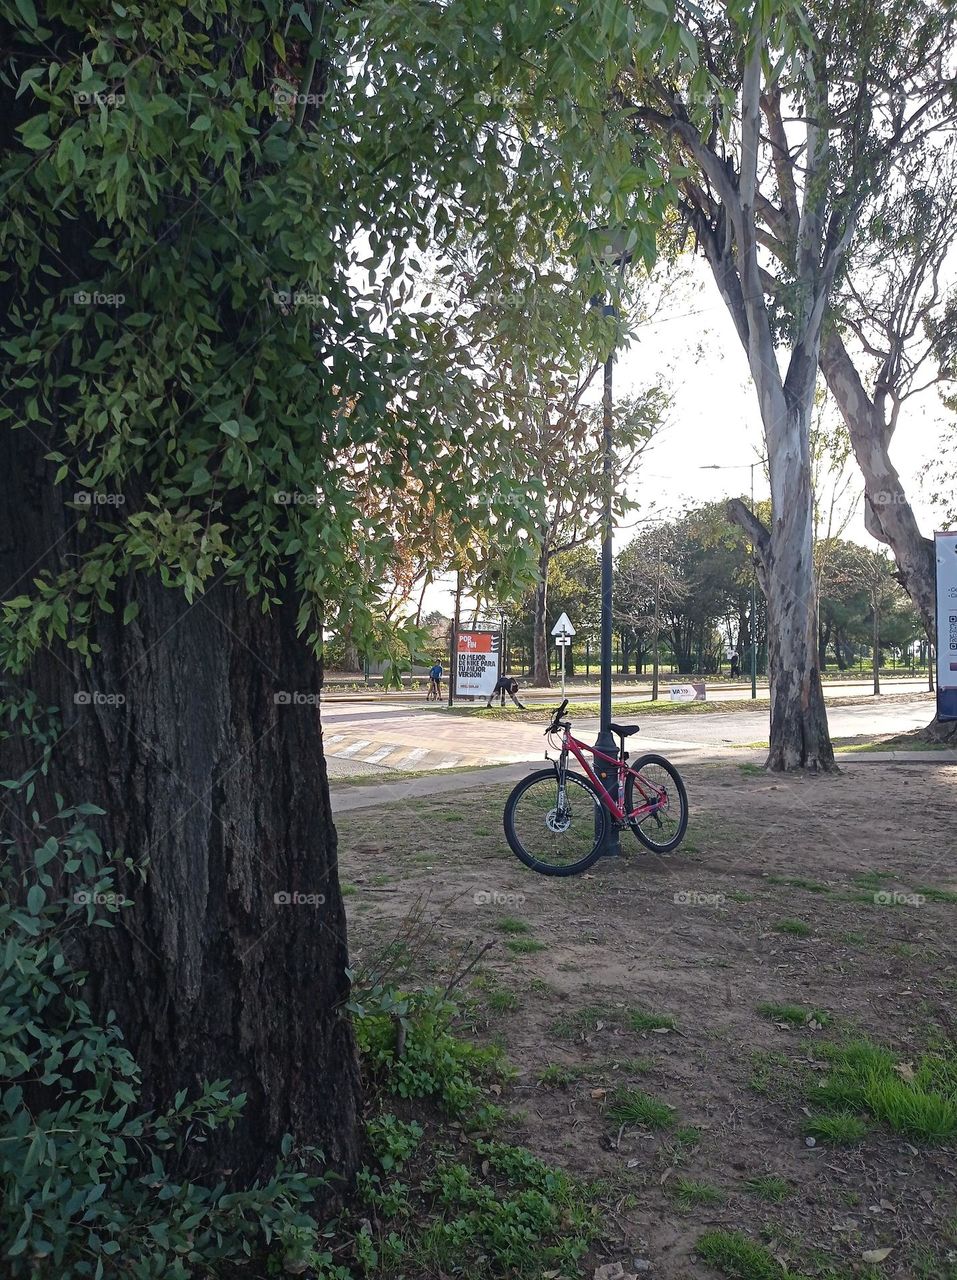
[455,630,501,698]
[935,531,957,721]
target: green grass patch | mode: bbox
[547,1004,618,1038]
[536,1063,578,1088]
[915,885,957,905]
[806,1110,871,1144]
[743,1174,792,1203]
[757,1002,831,1028]
[494,917,529,935]
[696,1229,806,1279]
[627,1007,677,1032]
[485,990,518,1014]
[766,874,830,893]
[773,919,812,937]
[811,1037,957,1142]
[606,1086,675,1130]
[668,1176,724,1209]
[505,937,547,954]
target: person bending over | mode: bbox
[486,674,526,709]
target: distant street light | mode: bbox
[699,457,767,699]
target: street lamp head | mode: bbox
[590,224,636,269]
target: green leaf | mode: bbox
[26,883,46,914]
[15,0,38,29]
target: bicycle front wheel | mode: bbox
[503,768,608,876]
[624,753,688,853]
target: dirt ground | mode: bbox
[336,761,957,1280]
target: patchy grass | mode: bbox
[757,1002,831,1028]
[773,919,813,938]
[536,1063,579,1088]
[743,1175,792,1203]
[606,1087,675,1130]
[696,1229,803,1279]
[494,917,529,935]
[805,1110,871,1144]
[627,1008,678,1033]
[668,1176,724,1209]
[504,937,547,954]
[338,761,957,1279]
[766,874,831,893]
[811,1037,957,1142]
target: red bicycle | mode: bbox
[503,699,688,876]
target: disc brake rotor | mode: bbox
[545,806,571,834]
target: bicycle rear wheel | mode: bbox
[624,754,688,853]
[503,768,608,876]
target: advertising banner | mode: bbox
[935,531,957,722]
[669,682,706,703]
[455,630,501,698]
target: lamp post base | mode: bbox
[593,728,621,858]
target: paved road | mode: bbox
[321,691,937,773]
[325,676,930,706]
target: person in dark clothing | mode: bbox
[486,674,526,709]
[729,649,740,680]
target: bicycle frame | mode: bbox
[551,726,666,824]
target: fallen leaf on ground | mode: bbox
[862,1247,893,1263]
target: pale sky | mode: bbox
[421,257,951,618]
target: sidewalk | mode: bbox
[329,748,957,814]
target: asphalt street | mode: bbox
[320,684,938,774]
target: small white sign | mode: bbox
[555,636,571,647]
[551,612,576,637]
[669,682,706,703]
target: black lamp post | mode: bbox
[592,230,633,859]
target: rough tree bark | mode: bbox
[819,330,956,741]
[0,435,362,1186]
[530,556,551,687]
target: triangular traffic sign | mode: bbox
[551,612,576,637]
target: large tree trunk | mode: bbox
[819,330,956,742]
[729,397,835,774]
[0,438,362,1185]
[530,562,551,687]
[820,332,936,628]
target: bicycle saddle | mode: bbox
[609,722,640,737]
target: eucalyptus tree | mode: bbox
[0,0,684,1180]
[609,0,957,766]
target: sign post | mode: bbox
[551,613,576,698]
[935,531,957,722]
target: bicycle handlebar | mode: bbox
[545,698,569,734]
